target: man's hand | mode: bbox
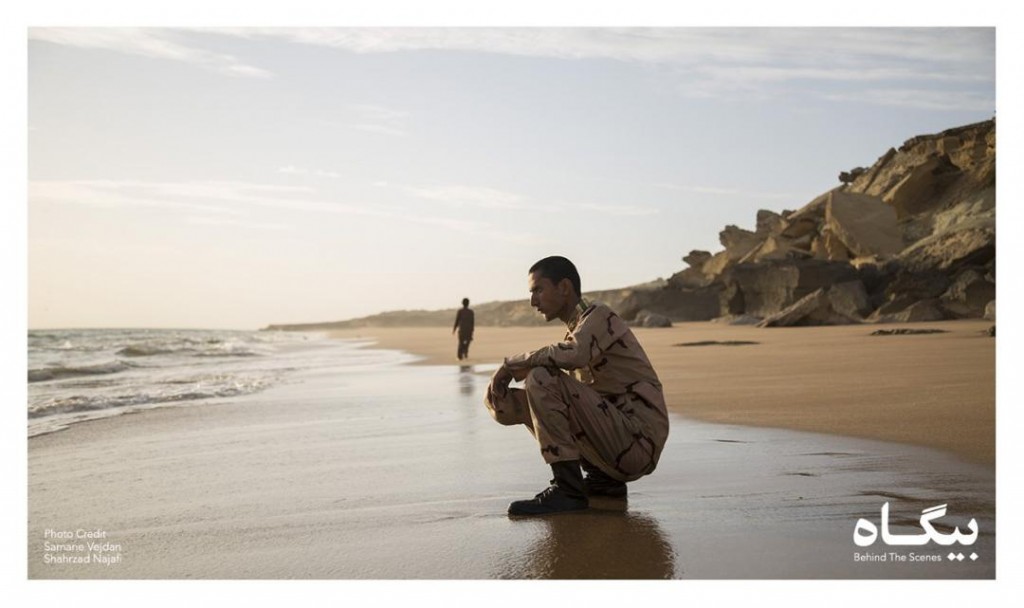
[487,365,514,402]
[487,364,532,403]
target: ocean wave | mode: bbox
[116,344,262,358]
[27,377,275,418]
[55,378,121,389]
[28,361,132,383]
[29,339,106,353]
[160,373,236,385]
[115,345,180,357]
[26,330,358,436]
[192,350,261,358]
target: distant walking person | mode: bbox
[453,298,475,360]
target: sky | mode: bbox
[27,26,996,329]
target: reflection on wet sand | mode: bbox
[496,505,676,579]
[458,365,475,396]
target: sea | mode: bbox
[27,328,418,437]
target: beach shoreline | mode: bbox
[328,319,995,467]
[27,326,996,579]
[27,361,997,580]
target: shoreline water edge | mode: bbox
[28,320,995,468]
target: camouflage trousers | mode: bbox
[487,366,661,482]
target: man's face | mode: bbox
[528,271,568,322]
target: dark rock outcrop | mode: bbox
[839,167,867,184]
[631,310,673,328]
[940,269,996,318]
[869,298,949,324]
[723,259,859,319]
[617,286,722,322]
[984,300,996,321]
[757,285,865,328]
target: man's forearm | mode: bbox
[504,343,582,371]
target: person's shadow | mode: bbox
[495,503,677,579]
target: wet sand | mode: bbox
[28,345,995,579]
[330,319,995,466]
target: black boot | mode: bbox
[581,457,628,498]
[508,460,589,516]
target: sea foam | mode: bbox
[27,328,408,437]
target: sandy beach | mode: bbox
[330,319,995,466]
[27,322,996,579]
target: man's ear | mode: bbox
[558,278,571,297]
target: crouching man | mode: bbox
[485,256,670,516]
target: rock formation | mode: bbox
[654,118,996,327]
[632,310,673,328]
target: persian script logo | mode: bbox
[853,502,979,547]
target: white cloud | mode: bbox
[345,104,410,137]
[29,179,254,215]
[570,202,659,217]
[350,124,407,137]
[404,185,529,210]
[29,28,274,79]
[349,104,409,122]
[271,28,993,111]
[398,183,662,217]
[184,216,294,231]
[30,27,993,110]
[202,27,992,69]
[277,165,342,179]
[656,183,797,200]
[695,65,989,85]
[819,88,995,112]
[27,179,509,236]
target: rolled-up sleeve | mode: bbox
[503,305,627,372]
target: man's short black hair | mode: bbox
[529,256,581,297]
[462,298,470,307]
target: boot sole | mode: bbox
[507,504,589,516]
[586,489,628,499]
[507,497,589,516]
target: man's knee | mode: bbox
[523,366,557,393]
[489,407,521,427]
[486,389,531,427]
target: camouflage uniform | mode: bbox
[485,300,669,482]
